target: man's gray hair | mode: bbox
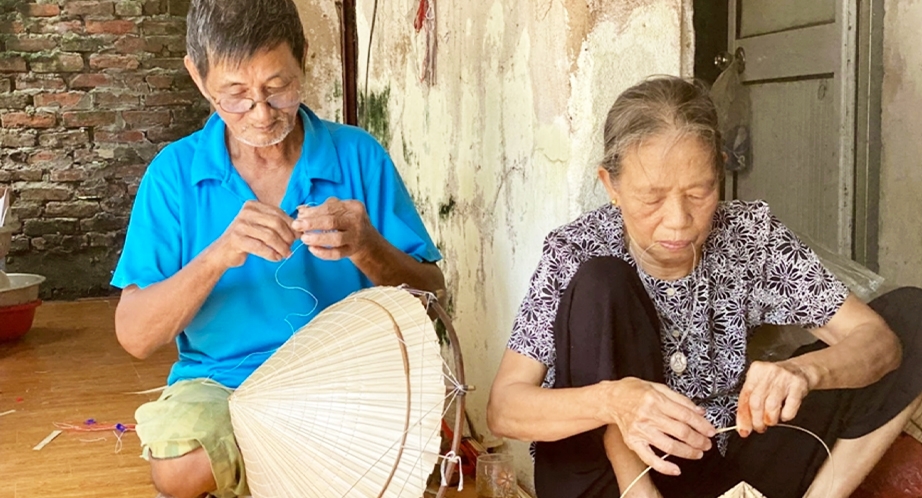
[186,0,307,80]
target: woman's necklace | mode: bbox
[629,240,700,375]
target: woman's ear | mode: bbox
[597,166,620,204]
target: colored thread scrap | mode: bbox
[618,424,833,498]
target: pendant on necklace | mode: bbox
[669,352,687,375]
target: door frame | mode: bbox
[854,0,884,272]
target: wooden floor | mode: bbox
[0,299,174,498]
[0,299,480,498]
[4,299,917,498]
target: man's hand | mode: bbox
[736,360,812,437]
[605,378,717,476]
[209,200,298,269]
[292,197,380,261]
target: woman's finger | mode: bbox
[657,395,716,438]
[630,442,681,477]
[780,386,804,422]
[654,416,712,453]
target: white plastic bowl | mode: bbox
[0,273,46,307]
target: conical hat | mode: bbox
[229,286,446,497]
[718,482,766,498]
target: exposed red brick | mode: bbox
[113,35,146,54]
[12,168,45,181]
[0,94,31,109]
[95,130,145,143]
[64,1,115,17]
[34,91,92,110]
[0,56,28,72]
[0,21,25,34]
[89,53,140,70]
[20,3,62,17]
[142,57,183,70]
[28,150,71,167]
[151,35,185,53]
[50,168,88,182]
[63,110,118,128]
[59,34,106,52]
[1,112,56,129]
[38,20,85,34]
[30,53,85,73]
[140,19,185,35]
[145,74,173,89]
[86,19,136,35]
[19,185,73,202]
[38,129,89,147]
[122,109,171,128]
[0,129,37,147]
[115,1,143,17]
[45,201,100,218]
[5,35,58,52]
[93,92,139,108]
[144,90,199,107]
[16,74,67,91]
[69,73,111,88]
[116,74,150,92]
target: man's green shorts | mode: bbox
[135,379,248,498]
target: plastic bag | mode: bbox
[709,60,752,172]
[795,230,885,302]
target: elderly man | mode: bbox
[111,0,444,496]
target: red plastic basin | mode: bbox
[0,300,42,342]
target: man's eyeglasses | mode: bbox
[211,89,301,114]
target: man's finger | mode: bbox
[301,230,346,249]
[240,236,285,262]
[243,223,294,259]
[294,214,341,232]
[306,245,348,261]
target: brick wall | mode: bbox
[0,0,210,299]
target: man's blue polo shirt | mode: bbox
[111,105,441,388]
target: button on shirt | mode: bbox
[111,105,441,389]
[508,200,848,452]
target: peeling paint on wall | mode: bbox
[352,0,692,488]
[286,0,695,488]
[294,0,344,122]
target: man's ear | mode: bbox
[184,55,209,100]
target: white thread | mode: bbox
[439,451,464,491]
[275,240,320,334]
[617,424,833,498]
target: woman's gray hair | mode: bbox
[601,76,724,180]
[186,0,307,80]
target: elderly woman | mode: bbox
[111,0,444,497]
[488,76,922,498]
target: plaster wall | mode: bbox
[294,0,344,122]
[354,0,692,487]
[879,0,922,288]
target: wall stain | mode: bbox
[358,86,391,150]
[438,196,456,220]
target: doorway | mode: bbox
[694,0,883,270]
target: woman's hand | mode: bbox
[605,377,717,476]
[736,360,812,437]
